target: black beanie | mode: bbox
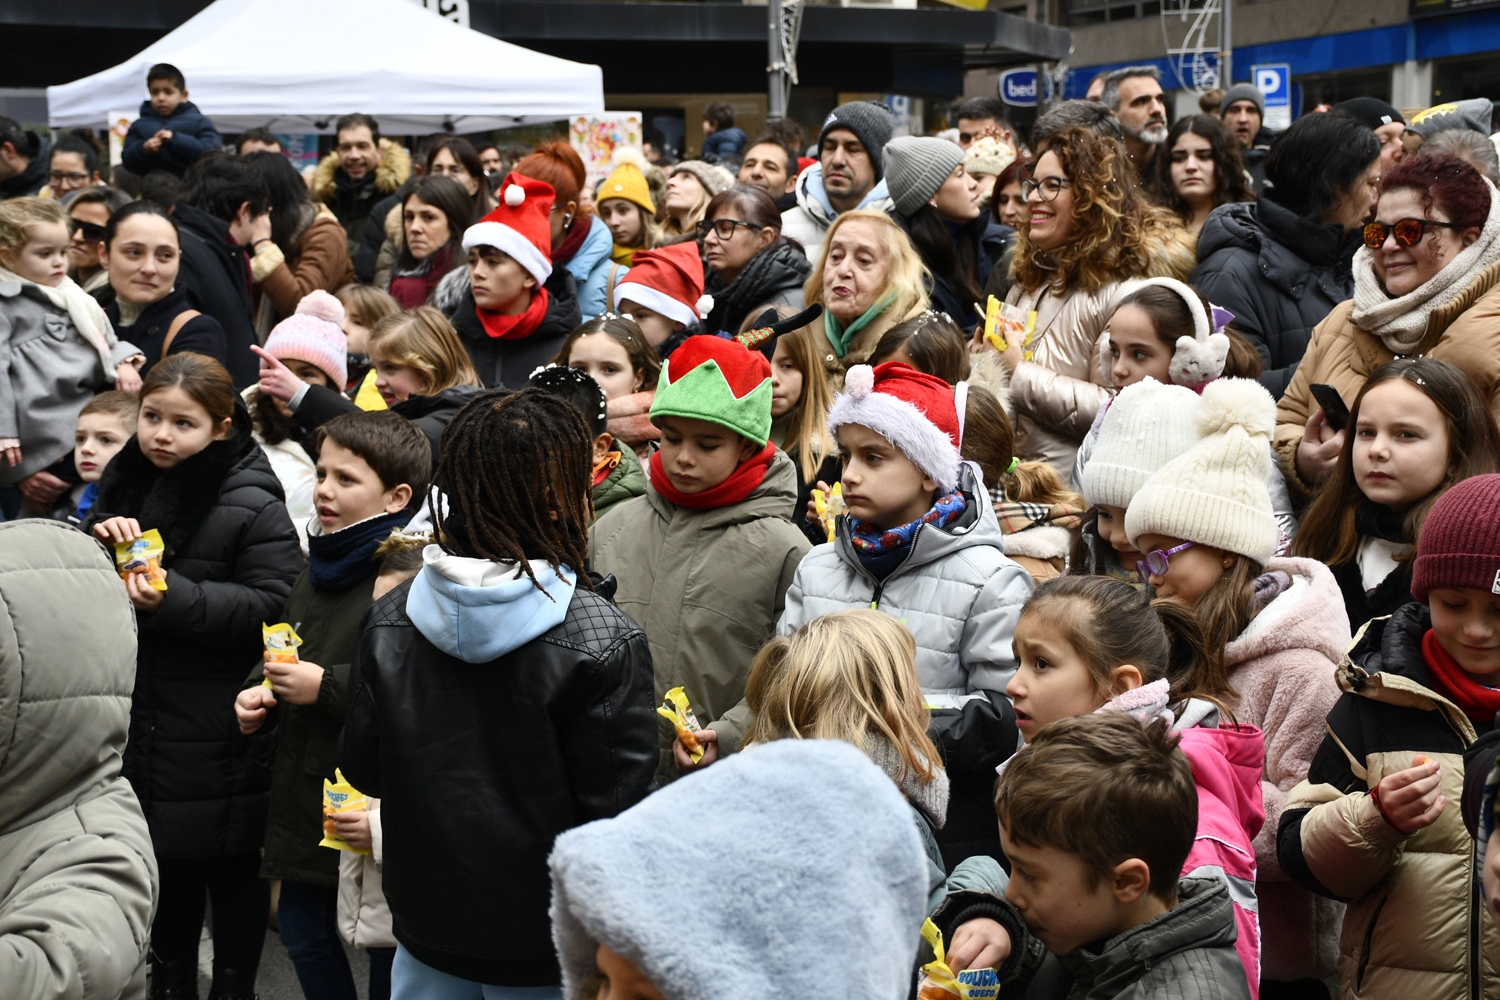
[1333,97,1406,130]
[818,101,896,180]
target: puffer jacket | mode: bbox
[108,285,228,377]
[441,267,583,390]
[0,521,157,1000]
[1278,604,1500,1000]
[312,139,413,257]
[592,446,645,519]
[121,99,222,177]
[1192,197,1363,399]
[590,449,811,780]
[1275,259,1500,494]
[780,162,894,262]
[293,381,485,469]
[704,240,812,336]
[564,215,622,320]
[337,799,393,949]
[337,560,657,986]
[1223,558,1348,983]
[87,405,303,859]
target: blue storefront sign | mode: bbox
[999,69,1039,108]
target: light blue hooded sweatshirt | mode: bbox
[565,216,626,321]
[406,547,577,663]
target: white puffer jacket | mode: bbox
[778,463,1033,700]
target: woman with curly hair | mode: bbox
[1149,115,1254,234]
[980,125,1196,474]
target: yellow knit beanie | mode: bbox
[599,147,656,215]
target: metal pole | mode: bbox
[1220,0,1232,87]
[769,0,786,121]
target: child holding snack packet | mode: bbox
[234,409,430,1000]
[338,389,657,997]
[778,360,1033,866]
[87,352,301,999]
[591,335,811,783]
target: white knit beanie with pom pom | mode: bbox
[1124,377,1279,565]
[1080,377,1202,511]
[264,289,348,389]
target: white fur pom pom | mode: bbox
[1169,332,1230,388]
[695,294,714,318]
[845,364,875,399]
[504,184,526,207]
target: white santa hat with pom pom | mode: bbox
[264,289,348,389]
[1125,377,1279,566]
[461,171,555,285]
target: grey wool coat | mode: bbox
[0,279,139,484]
[0,520,158,1000]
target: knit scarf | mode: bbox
[0,265,115,369]
[477,287,550,340]
[864,735,949,828]
[1350,181,1500,354]
[649,441,776,509]
[550,217,591,267]
[823,293,896,359]
[1356,498,1409,544]
[389,244,458,309]
[850,491,966,579]
[1422,628,1500,723]
[308,510,411,590]
[611,243,637,266]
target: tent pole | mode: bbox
[768,0,786,121]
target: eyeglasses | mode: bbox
[1136,541,1195,581]
[1021,177,1071,202]
[70,219,107,242]
[49,171,91,186]
[696,218,760,241]
[1362,218,1470,250]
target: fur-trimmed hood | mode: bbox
[313,138,411,202]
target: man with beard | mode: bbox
[781,100,894,260]
[1102,66,1168,180]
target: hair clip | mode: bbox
[1209,303,1235,335]
[1006,456,1020,474]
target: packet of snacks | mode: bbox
[115,529,168,591]
[983,296,1035,360]
[318,769,370,854]
[917,918,1003,999]
[810,482,847,544]
[260,622,303,689]
[656,686,706,763]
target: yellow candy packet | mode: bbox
[115,529,168,591]
[917,918,1002,999]
[656,686,705,763]
[983,299,1035,361]
[810,482,846,544]
[261,622,303,688]
[318,768,370,855]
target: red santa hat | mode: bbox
[613,242,713,328]
[462,171,554,285]
[828,362,962,492]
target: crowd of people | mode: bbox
[6,56,1500,1000]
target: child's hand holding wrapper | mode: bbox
[661,687,719,772]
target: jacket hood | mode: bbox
[835,462,1005,580]
[1058,876,1240,983]
[563,215,616,287]
[644,447,800,528]
[406,544,577,663]
[1340,603,1479,744]
[1224,557,1351,668]
[548,739,929,1000]
[0,520,137,835]
[313,138,412,202]
[795,162,893,224]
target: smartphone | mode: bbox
[1311,383,1350,432]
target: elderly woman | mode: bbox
[701,184,812,335]
[803,209,929,367]
[982,125,1196,474]
[1276,153,1500,495]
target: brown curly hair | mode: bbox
[1012,126,1184,294]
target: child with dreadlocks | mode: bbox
[529,363,646,519]
[591,335,812,785]
[336,388,658,997]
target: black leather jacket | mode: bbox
[337,576,657,986]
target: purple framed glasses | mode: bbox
[1136,541,1195,580]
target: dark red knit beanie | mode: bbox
[1412,474,1500,600]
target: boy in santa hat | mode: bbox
[612,241,712,359]
[591,335,811,785]
[778,361,1033,866]
[444,171,582,389]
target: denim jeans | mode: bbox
[391,944,562,1000]
[277,880,357,1000]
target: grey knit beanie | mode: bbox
[883,136,964,217]
[1409,98,1493,139]
[818,101,896,180]
[1219,83,1265,118]
[669,160,735,198]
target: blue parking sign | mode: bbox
[1251,63,1292,130]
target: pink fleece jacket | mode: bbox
[1223,556,1348,983]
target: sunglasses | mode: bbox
[71,219,107,242]
[1136,541,1195,581]
[1362,218,1469,250]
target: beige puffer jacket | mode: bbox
[337,799,394,949]
[0,520,157,1000]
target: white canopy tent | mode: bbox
[47,0,604,134]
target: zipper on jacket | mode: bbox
[1471,869,1481,1000]
[870,581,884,610]
[1357,894,1387,992]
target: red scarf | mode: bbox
[477,287,550,340]
[1421,629,1500,722]
[649,442,776,510]
[550,216,591,267]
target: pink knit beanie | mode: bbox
[265,290,348,389]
